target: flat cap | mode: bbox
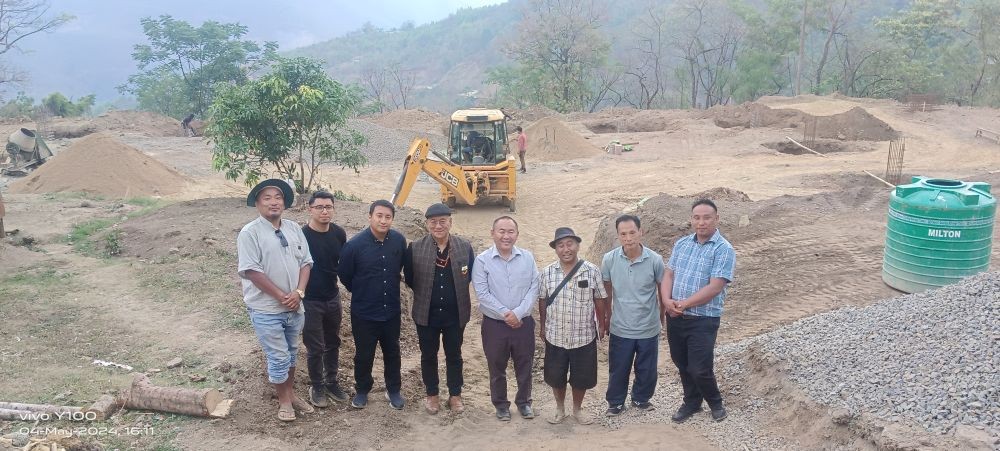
[425,203,453,218]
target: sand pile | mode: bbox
[364,109,448,136]
[709,103,898,141]
[46,110,185,139]
[524,117,602,161]
[8,132,188,197]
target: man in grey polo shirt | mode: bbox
[601,214,665,417]
[237,179,314,422]
[473,215,540,421]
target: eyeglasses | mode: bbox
[274,229,288,247]
[310,205,334,211]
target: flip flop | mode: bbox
[574,411,595,425]
[547,411,567,424]
[277,405,295,422]
[292,396,315,414]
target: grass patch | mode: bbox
[333,190,362,202]
[41,192,106,202]
[136,253,249,332]
[65,218,115,255]
[104,230,123,257]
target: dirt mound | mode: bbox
[763,139,862,155]
[8,132,189,197]
[524,117,603,161]
[363,109,448,136]
[45,110,185,139]
[587,176,897,343]
[112,197,428,260]
[580,109,690,134]
[709,103,898,141]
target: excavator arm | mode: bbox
[390,138,479,208]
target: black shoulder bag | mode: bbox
[545,260,585,307]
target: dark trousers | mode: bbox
[416,323,465,396]
[605,333,658,406]
[481,316,535,409]
[667,315,723,409]
[302,296,343,388]
[352,313,402,394]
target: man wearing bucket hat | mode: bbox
[538,227,608,425]
[237,179,314,422]
[403,203,476,414]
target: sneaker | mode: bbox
[605,404,625,417]
[671,404,703,423]
[631,400,655,412]
[517,404,535,419]
[351,392,368,409]
[325,383,349,403]
[309,386,330,408]
[386,391,405,410]
[710,406,728,422]
[496,407,512,421]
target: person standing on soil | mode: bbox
[662,199,735,423]
[338,199,407,410]
[181,113,195,136]
[300,191,350,408]
[403,203,476,415]
[473,215,540,421]
[538,227,608,425]
[237,179,315,422]
[601,214,665,417]
[515,126,527,173]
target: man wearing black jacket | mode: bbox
[301,191,349,407]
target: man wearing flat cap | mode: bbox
[538,227,608,425]
[237,179,314,422]
[403,203,476,414]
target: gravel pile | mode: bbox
[348,119,448,165]
[739,271,999,441]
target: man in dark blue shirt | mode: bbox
[338,199,407,410]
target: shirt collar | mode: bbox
[692,229,721,245]
[488,244,522,260]
[617,245,649,263]
[366,227,391,243]
[257,215,282,230]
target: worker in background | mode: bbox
[182,113,196,136]
[516,126,527,173]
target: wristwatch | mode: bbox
[295,289,305,298]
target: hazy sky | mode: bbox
[12,0,505,101]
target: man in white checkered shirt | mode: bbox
[538,227,609,425]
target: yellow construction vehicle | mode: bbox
[391,108,517,212]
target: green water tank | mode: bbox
[882,176,996,293]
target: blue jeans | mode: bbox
[249,309,305,384]
[605,333,658,406]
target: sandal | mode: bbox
[574,410,595,425]
[277,405,295,422]
[547,410,567,424]
[292,396,315,414]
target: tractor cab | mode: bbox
[447,108,509,166]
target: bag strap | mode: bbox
[546,260,585,307]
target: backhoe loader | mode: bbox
[390,108,517,212]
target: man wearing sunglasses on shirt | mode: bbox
[237,179,314,422]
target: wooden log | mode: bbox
[86,394,123,420]
[0,402,82,415]
[123,374,222,417]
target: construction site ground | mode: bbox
[1,95,999,450]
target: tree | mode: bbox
[503,0,611,112]
[41,92,94,117]
[120,15,278,118]
[208,58,367,194]
[0,91,34,117]
[0,0,72,91]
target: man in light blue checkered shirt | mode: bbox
[662,199,735,424]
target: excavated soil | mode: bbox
[8,132,189,197]
[524,117,603,161]
[578,108,693,134]
[363,109,449,136]
[764,139,859,155]
[709,103,899,141]
[47,110,185,139]
[586,174,900,343]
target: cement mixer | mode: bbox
[2,128,53,176]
